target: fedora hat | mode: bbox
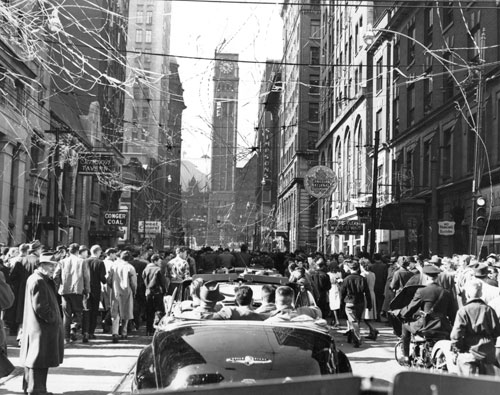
[473,263,489,278]
[37,252,58,267]
[199,281,225,303]
[429,255,442,266]
[422,264,441,276]
[29,240,43,252]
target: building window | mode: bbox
[145,30,152,43]
[133,84,141,99]
[137,9,143,24]
[393,36,400,66]
[309,75,319,94]
[376,58,383,92]
[307,131,318,149]
[468,24,481,62]
[135,29,143,43]
[309,102,319,122]
[407,22,415,65]
[310,47,320,65]
[424,70,433,112]
[15,79,25,111]
[443,51,454,100]
[311,19,320,38]
[442,127,452,179]
[441,1,453,27]
[144,48,151,63]
[424,5,433,46]
[375,109,382,134]
[423,139,431,187]
[146,11,153,25]
[392,89,399,136]
[407,83,415,127]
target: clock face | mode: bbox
[220,61,234,74]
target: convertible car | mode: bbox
[133,320,352,391]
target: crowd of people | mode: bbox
[1,241,500,392]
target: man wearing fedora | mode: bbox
[178,281,224,319]
[400,265,457,365]
[10,241,42,345]
[470,262,499,304]
[20,254,64,395]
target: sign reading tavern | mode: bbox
[78,153,115,175]
[327,219,363,235]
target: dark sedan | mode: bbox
[133,320,351,391]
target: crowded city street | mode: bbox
[3,0,500,394]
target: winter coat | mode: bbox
[108,259,137,320]
[9,255,37,324]
[20,270,64,368]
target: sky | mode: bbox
[170,0,284,174]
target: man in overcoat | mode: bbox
[20,254,64,395]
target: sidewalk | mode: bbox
[0,328,150,395]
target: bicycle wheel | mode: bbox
[431,347,448,373]
[394,340,407,366]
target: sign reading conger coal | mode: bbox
[78,153,115,175]
[304,165,338,198]
[104,211,128,226]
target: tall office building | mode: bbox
[122,0,182,248]
[207,53,239,247]
[277,1,320,252]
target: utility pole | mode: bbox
[369,129,380,259]
[469,29,486,256]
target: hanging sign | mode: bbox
[304,166,338,198]
[104,212,128,226]
[327,220,363,235]
[78,153,115,175]
[438,221,455,236]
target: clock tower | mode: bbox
[207,52,239,246]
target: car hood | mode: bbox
[152,322,336,390]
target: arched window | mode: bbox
[354,116,363,197]
[344,129,352,211]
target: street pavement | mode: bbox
[0,327,150,395]
[331,320,406,387]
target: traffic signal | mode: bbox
[476,196,487,234]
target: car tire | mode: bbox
[337,350,352,373]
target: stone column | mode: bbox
[12,148,28,244]
[0,141,14,245]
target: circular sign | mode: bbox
[304,166,338,198]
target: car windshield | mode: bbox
[153,323,335,390]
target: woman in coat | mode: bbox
[20,255,64,395]
[108,251,137,342]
